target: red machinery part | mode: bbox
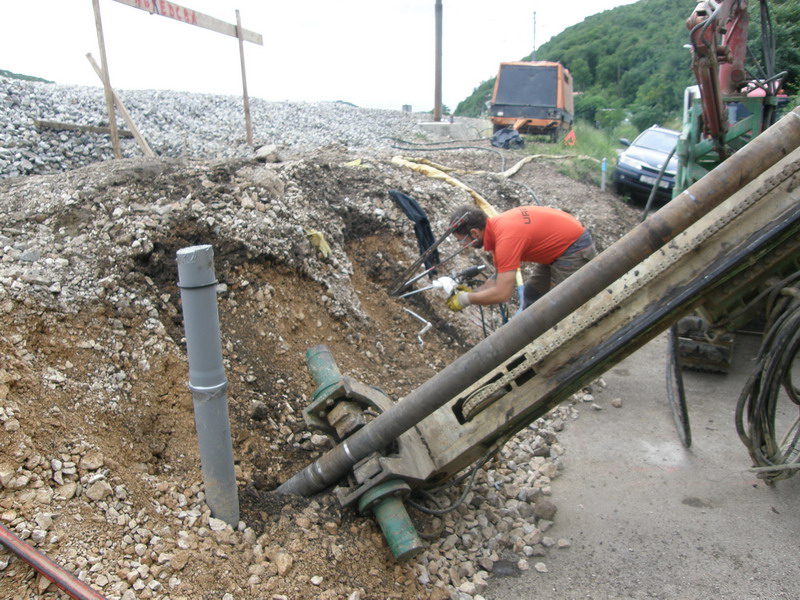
[686,0,751,145]
[0,523,108,600]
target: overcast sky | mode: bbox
[1,0,638,111]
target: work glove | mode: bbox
[447,291,471,312]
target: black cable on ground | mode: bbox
[407,462,483,516]
[384,136,489,146]
[406,442,505,516]
[506,179,541,205]
[735,272,800,482]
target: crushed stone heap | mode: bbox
[1,76,484,179]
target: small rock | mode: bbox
[57,482,77,500]
[37,574,53,594]
[79,450,104,471]
[170,550,190,571]
[533,499,558,521]
[85,480,112,501]
[459,581,477,595]
[250,401,268,421]
[208,517,228,532]
[0,465,15,488]
[274,552,293,576]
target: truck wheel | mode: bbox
[549,129,560,143]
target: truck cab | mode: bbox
[489,61,574,142]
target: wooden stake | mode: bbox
[86,53,155,157]
[91,0,121,159]
[236,10,254,146]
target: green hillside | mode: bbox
[0,69,52,83]
[455,0,799,131]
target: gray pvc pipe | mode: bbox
[177,245,239,526]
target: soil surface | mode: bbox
[0,145,641,600]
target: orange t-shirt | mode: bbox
[483,206,585,272]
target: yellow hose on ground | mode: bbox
[391,156,498,217]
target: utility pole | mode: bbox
[434,0,443,122]
[532,11,537,60]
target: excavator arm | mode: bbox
[679,0,787,188]
[686,0,751,156]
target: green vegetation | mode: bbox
[455,0,799,137]
[0,69,51,83]
[522,120,638,187]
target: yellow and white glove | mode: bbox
[447,290,471,312]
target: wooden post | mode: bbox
[107,1,263,147]
[91,0,122,159]
[86,53,155,157]
[236,9,254,146]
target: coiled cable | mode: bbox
[735,272,800,482]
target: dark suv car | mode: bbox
[612,125,679,203]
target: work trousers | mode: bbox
[522,243,598,309]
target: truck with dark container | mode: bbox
[488,61,574,142]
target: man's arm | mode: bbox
[466,270,516,306]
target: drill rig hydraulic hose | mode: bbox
[278,108,800,497]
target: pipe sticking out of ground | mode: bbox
[177,244,240,526]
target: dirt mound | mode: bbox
[0,146,639,599]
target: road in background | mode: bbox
[486,332,800,600]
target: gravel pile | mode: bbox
[0,76,462,179]
[1,400,586,600]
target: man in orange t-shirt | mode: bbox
[446,205,596,311]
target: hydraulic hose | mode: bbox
[0,523,107,600]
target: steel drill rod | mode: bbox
[278,108,800,497]
[389,215,470,296]
[400,239,479,291]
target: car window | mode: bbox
[635,130,678,153]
